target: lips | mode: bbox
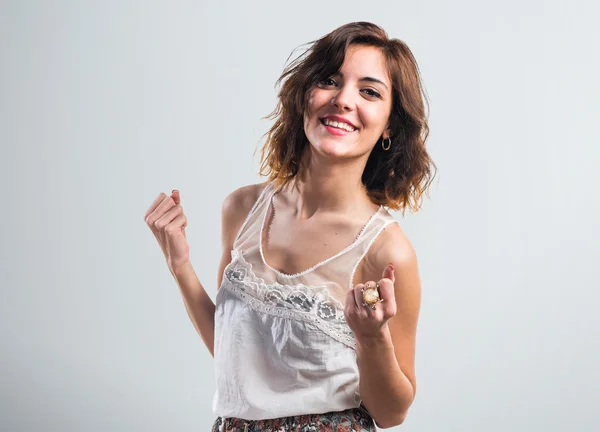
[320,119,355,136]
[320,115,358,130]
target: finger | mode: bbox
[154,204,184,230]
[178,212,188,238]
[165,213,187,236]
[171,189,181,205]
[382,263,395,283]
[146,195,177,227]
[353,283,366,310]
[165,214,189,266]
[345,286,357,316]
[144,192,167,221]
[377,265,395,303]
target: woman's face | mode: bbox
[304,44,393,160]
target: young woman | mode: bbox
[145,21,436,431]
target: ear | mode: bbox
[383,122,392,140]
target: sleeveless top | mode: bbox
[212,181,399,420]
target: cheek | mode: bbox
[308,88,332,112]
[362,107,391,134]
[305,94,328,131]
[304,94,316,124]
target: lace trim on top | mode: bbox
[222,249,356,349]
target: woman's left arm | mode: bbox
[345,229,421,428]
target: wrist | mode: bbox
[355,325,394,350]
[170,260,192,279]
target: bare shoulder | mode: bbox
[221,181,269,245]
[222,182,266,215]
[375,220,417,267]
[359,216,419,286]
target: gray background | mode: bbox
[1,0,599,431]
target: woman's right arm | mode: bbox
[168,183,265,357]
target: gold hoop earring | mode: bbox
[382,137,391,151]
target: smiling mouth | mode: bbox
[319,118,357,132]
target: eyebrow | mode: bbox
[333,72,389,90]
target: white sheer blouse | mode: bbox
[212,181,398,420]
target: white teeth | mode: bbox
[323,118,355,132]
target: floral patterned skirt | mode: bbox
[211,406,375,432]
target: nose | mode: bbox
[330,86,354,111]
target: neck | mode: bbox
[283,147,377,219]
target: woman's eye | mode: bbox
[362,88,382,98]
[321,78,337,86]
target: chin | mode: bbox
[312,140,353,158]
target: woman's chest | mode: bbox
[262,213,365,276]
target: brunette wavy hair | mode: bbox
[257,21,437,213]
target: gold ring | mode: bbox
[361,282,384,310]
